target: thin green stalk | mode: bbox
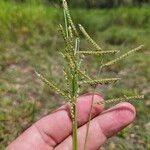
[72,38,80,150]
[62,6,79,150]
[31,99,36,123]
[83,65,103,150]
[83,88,96,150]
[72,92,78,150]
[72,70,78,150]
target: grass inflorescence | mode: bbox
[35,1,144,150]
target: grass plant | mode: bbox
[35,1,144,150]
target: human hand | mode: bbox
[7,93,136,150]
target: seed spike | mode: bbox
[63,0,69,37]
[63,68,71,82]
[79,24,102,50]
[101,45,144,68]
[59,24,74,54]
[63,0,78,36]
[65,52,76,69]
[68,26,73,40]
[78,50,119,55]
[75,38,80,55]
[59,24,68,46]
[35,71,71,100]
[97,95,144,105]
[77,69,91,80]
[79,78,120,85]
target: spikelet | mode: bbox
[77,69,91,80]
[63,67,72,84]
[78,50,119,55]
[59,24,73,53]
[63,68,70,82]
[68,26,73,41]
[35,71,71,100]
[70,103,75,119]
[97,95,144,105]
[78,53,85,65]
[62,0,78,36]
[75,38,80,55]
[59,24,68,46]
[65,52,76,69]
[63,68,72,96]
[101,45,144,68]
[79,24,102,50]
[79,78,120,85]
[63,0,69,38]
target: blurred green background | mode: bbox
[0,0,150,149]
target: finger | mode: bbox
[8,93,104,149]
[35,93,104,146]
[55,102,136,150]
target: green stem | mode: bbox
[83,90,95,150]
[72,72,78,150]
[72,38,80,150]
[72,102,78,150]
[84,64,103,150]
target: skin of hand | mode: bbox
[7,93,136,150]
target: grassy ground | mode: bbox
[0,1,150,149]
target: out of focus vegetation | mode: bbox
[3,0,150,8]
[0,0,149,149]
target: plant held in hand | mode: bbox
[36,1,144,150]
